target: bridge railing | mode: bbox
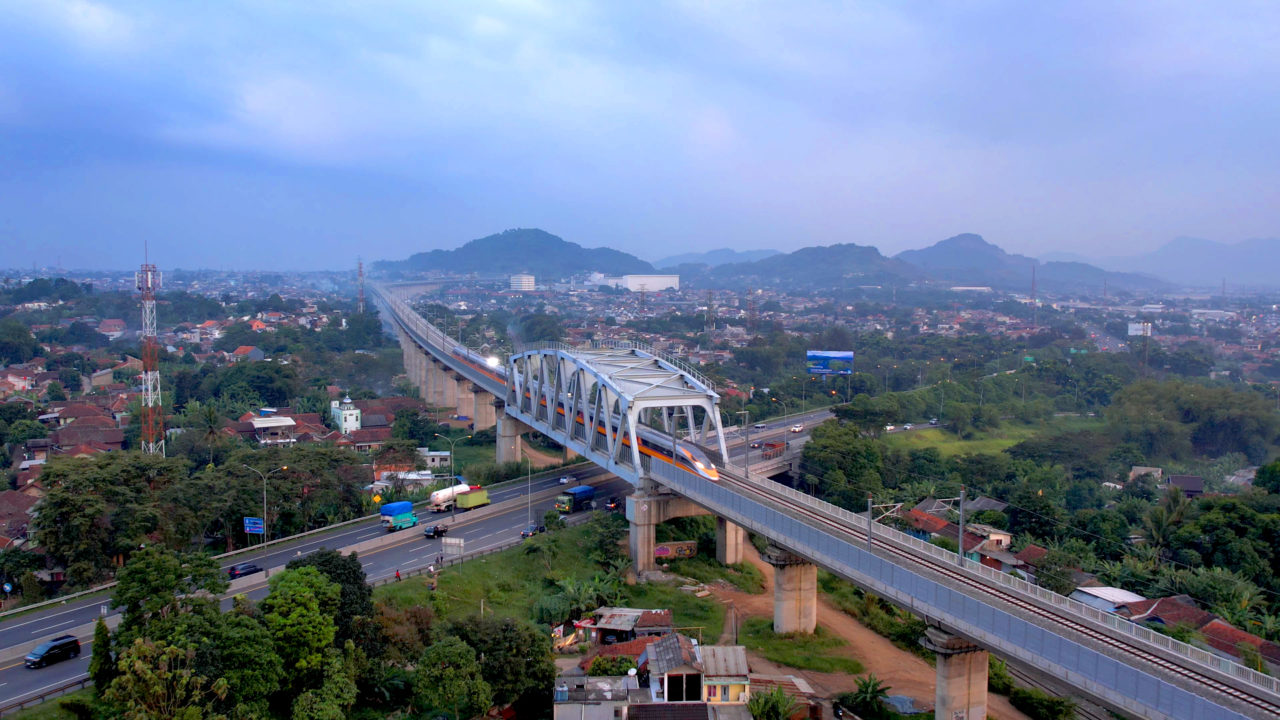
[717,468,1280,698]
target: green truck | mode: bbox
[380,501,419,531]
[455,488,490,511]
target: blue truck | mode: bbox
[555,485,596,513]
[380,500,419,531]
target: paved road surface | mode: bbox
[0,469,628,709]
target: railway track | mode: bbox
[715,472,1280,719]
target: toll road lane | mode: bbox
[0,474,630,708]
[0,467,607,655]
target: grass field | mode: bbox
[6,689,94,720]
[374,522,725,641]
[880,416,1104,457]
[738,617,864,674]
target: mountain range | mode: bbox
[654,248,779,268]
[375,228,1280,292]
[1041,237,1280,288]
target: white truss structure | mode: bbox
[506,345,728,483]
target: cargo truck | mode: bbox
[555,485,596,513]
[455,488,490,511]
[380,500,419,531]
[761,441,786,460]
[429,482,475,512]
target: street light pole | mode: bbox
[771,398,788,419]
[434,433,472,482]
[242,464,287,544]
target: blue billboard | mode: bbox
[806,350,854,375]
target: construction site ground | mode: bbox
[711,545,1032,720]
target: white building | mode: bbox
[510,273,535,291]
[330,396,362,434]
[591,274,680,292]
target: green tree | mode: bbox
[104,639,229,720]
[1256,460,1280,495]
[448,615,557,707]
[286,549,374,645]
[588,655,637,676]
[413,636,493,719]
[0,318,38,364]
[260,567,340,673]
[167,602,284,716]
[842,674,891,718]
[290,645,359,720]
[748,686,799,720]
[112,547,228,640]
[90,617,117,694]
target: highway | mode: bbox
[0,468,629,710]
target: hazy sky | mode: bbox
[2,1,1278,271]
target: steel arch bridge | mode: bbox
[505,343,729,485]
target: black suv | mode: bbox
[228,562,263,579]
[25,635,79,668]
[604,497,621,511]
[423,525,448,538]
[520,523,546,538]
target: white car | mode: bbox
[558,477,571,485]
[790,424,804,433]
[884,424,896,432]
[903,423,914,430]
[753,423,767,429]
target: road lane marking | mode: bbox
[3,604,95,632]
[8,673,90,703]
[27,619,79,634]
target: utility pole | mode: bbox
[957,486,966,566]
[137,248,164,456]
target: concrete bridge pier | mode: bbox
[920,628,988,720]
[427,359,448,407]
[438,363,457,408]
[454,376,474,422]
[716,517,745,565]
[626,483,710,576]
[496,412,532,465]
[762,544,817,634]
[471,388,497,430]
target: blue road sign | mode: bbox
[2,582,11,593]
[243,517,264,535]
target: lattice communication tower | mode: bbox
[137,260,164,456]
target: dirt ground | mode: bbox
[710,545,1031,720]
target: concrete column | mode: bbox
[920,628,988,720]
[420,351,433,403]
[716,518,745,565]
[496,412,529,465]
[439,365,457,408]
[454,376,474,421]
[627,492,661,574]
[763,544,817,634]
[472,389,497,431]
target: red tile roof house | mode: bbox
[1118,595,1280,671]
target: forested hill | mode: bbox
[374,228,653,278]
[895,233,1167,293]
[697,242,922,290]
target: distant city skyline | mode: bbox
[2,2,1278,271]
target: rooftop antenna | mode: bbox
[136,240,164,456]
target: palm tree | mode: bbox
[747,687,797,720]
[842,674,890,718]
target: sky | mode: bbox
[2,1,1278,271]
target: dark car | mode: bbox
[423,524,448,538]
[25,635,79,668]
[228,562,263,579]
[521,523,546,538]
[604,496,621,511]
[749,441,762,448]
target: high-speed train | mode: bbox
[448,345,720,481]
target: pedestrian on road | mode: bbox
[395,569,401,581]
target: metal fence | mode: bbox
[662,463,1273,720]
[0,675,90,717]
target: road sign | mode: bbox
[2,582,11,593]
[243,517,264,535]
[372,494,382,504]
[442,537,465,558]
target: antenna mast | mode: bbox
[136,249,164,456]
[357,259,366,314]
